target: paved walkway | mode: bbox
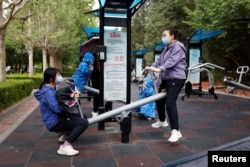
[0,82,249,167]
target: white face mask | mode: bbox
[162,36,170,45]
[55,75,64,85]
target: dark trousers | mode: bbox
[51,113,89,143]
[156,79,185,130]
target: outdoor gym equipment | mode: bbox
[83,83,167,143]
[182,63,225,101]
[71,72,166,143]
[223,66,250,93]
[87,92,166,125]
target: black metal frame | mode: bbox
[97,0,147,143]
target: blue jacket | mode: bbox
[72,52,94,93]
[139,77,156,118]
[152,41,187,80]
[34,86,62,131]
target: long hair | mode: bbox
[39,67,60,89]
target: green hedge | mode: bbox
[0,79,34,111]
[0,74,43,111]
[0,72,74,112]
[7,74,43,89]
[61,72,74,77]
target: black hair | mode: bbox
[39,67,60,89]
[164,27,180,40]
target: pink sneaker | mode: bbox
[65,100,77,108]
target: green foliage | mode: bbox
[7,73,43,89]
[131,0,195,65]
[144,0,195,51]
[184,0,250,71]
[143,52,154,67]
[0,79,34,111]
[5,0,97,72]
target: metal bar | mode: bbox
[224,78,250,90]
[76,98,84,118]
[189,63,225,71]
[87,92,167,125]
[84,85,99,94]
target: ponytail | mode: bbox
[164,27,180,40]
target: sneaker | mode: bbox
[57,145,79,156]
[151,120,168,128]
[92,111,98,118]
[168,129,182,142]
[58,135,67,143]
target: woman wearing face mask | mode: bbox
[34,67,89,156]
[145,28,186,142]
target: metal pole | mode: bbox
[84,85,99,94]
[224,78,250,90]
[87,92,167,125]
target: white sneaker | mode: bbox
[151,120,168,128]
[57,145,79,156]
[58,135,67,143]
[168,129,182,142]
[92,111,98,118]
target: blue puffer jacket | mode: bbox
[139,77,156,118]
[72,52,94,93]
[34,86,62,131]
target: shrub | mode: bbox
[0,79,34,111]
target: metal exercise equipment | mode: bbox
[182,63,225,100]
[81,84,166,143]
[87,92,166,142]
[88,92,166,125]
[224,66,250,93]
[224,77,250,91]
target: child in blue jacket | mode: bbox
[72,52,94,94]
[58,52,94,109]
[138,76,156,119]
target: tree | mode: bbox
[131,2,148,52]
[7,0,96,74]
[184,0,250,70]
[0,0,29,81]
[29,0,96,72]
[142,0,195,65]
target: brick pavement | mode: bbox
[0,82,249,167]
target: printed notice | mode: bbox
[104,31,127,101]
[189,48,200,84]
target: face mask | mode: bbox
[162,37,170,45]
[89,64,94,71]
[56,75,64,85]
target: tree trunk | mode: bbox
[28,46,34,76]
[49,54,62,71]
[57,56,62,72]
[27,12,34,77]
[49,54,55,67]
[0,29,6,82]
[42,48,47,71]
